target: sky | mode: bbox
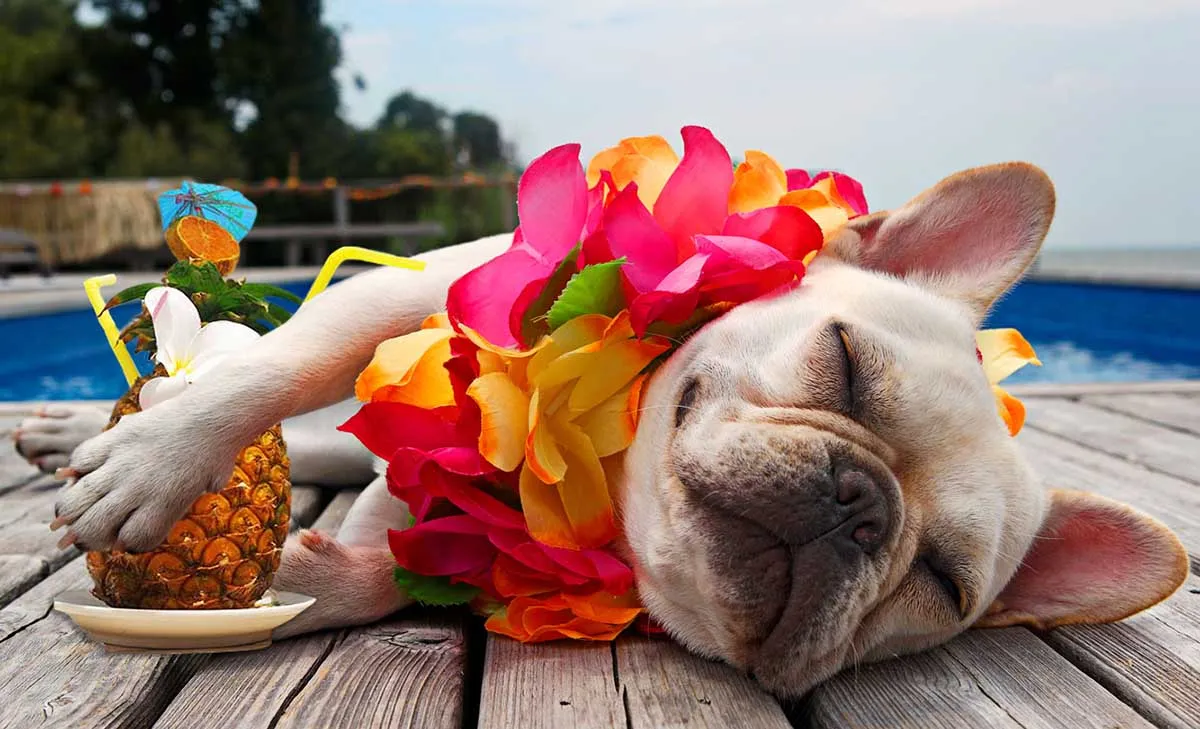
[325,0,1199,250]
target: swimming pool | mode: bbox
[1,279,1197,401]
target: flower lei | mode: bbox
[341,125,1039,642]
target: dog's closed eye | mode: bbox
[676,378,700,427]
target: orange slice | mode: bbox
[165,215,241,274]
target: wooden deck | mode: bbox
[0,386,1197,728]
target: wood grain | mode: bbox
[0,575,206,729]
[808,628,1154,728]
[1017,427,1200,564]
[479,636,625,729]
[1023,397,1200,484]
[618,635,790,729]
[0,476,76,608]
[1043,574,1200,729]
[273,616,468,729]
[307,489,360,533]
[1083,393,1200,435]
[152,486,358,729]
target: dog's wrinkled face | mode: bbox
[620,163,1188,697]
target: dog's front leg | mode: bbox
[52,234,512,553]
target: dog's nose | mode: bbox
[833,464,889,554]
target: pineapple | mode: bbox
[86,254,301,610]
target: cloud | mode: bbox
[331,0,1200,247]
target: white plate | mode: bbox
[53,590,315,654]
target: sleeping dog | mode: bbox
[20,162,1187,697]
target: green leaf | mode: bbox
[546,259,627,330]
[266,302,295,327]
[241,283,303,305]
[392,567,480,607]
[104,283,156,311]
[519,243,582,347]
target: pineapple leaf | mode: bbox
[265,302,294,327]
[241,283,303,305]
[104,283,157,311]
[392,567,480,607]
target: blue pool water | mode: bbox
[1,279,1198,401]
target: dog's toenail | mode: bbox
[57,532,77,550]
[49,516,67,531]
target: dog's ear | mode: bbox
[825,163,1055,324]
[975,489,1188,630]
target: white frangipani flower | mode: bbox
[138,286,260,409]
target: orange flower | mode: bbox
[976,328,1041,436]
[586,135,680,210]
[354,315,458,408]
[729,150,868,242]
[485,589,643,642]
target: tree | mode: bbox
[0,0,96,178]
[452,111,504,169]
[222,0,343,178]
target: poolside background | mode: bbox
[1,248,1198,401]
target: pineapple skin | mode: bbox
[86,372,292,609]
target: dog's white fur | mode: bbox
[36,163,1188,697]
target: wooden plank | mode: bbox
[0,483,331,729]
[807,628,1154,728]
[0,557,206,729]
[0,477,76,608]
[0,554,46,606]
[1023,397,1200,484]
[1016,428,1200,566]
[308,489,359,533]
[618,635,790,729]
[1083,393,1200,435]
[152,489,359,729]
[1043,574,1200,729]
[272,614,468,729]
[479,637,625,729]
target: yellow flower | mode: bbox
[474,312,669,550]
[729,150,863,240]
[976,328,1041,436]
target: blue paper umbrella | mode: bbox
[157,181,258,242]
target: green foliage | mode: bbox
[392,567,480,607]
[110,260,301,354]
[519,244,583,346]
[546,259,628,330]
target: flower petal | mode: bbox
[518,143,588,260]
[811,171,869,216]
[144,286,201,374]
[601,184,679,292]
[184,320,260,381]
[552,416,618,548]
[628,252,709,335]
[567,339,669,414]
[721,205,825,261]
[976,328,1042,384]
[785,168,812,191]
[777,188,851,236]
[446,247,557,350]
[338,402,462,460]
[993,385,1027,436]
[578,377,645,458]
[519,463,577,549]
[653,126,734,257]
[587,135,679,210]
[388,516,496,576]
[525,389,567,483]
[468,372,531,472]
[138,373,188,410]
[728,150,788,214]
[355,328,457,406]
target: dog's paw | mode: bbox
[272,531,408,640]
[51,401,237,553]
[11,405,108,474]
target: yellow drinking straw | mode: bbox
[303,246,425,302]
[86,247,424,386]
[83,274,141,387]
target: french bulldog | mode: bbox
[28,162,1187,698]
